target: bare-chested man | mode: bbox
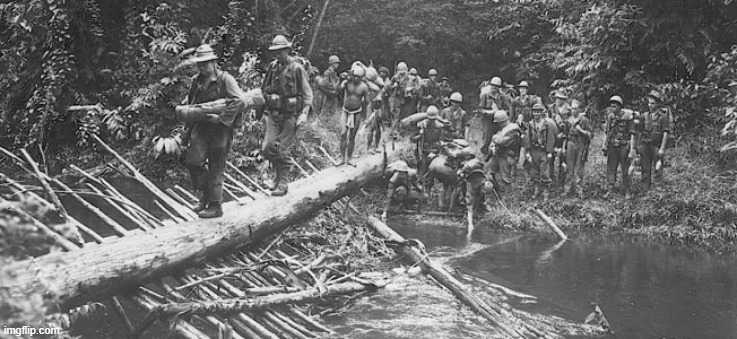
[337,66,372,166]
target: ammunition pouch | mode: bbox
[267,94,303,115]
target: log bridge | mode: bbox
[0,135,408,339]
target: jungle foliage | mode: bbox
[1,0,737,159]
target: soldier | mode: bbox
[512,81,542,125]
[525,104,557,200]
[478,76,512,156]
[440,92,469,140]
[440,77,453,108]
[418,69,441,113]
[604,95,636,199]
[318,55,341,117]
[563,100,593,197]
[547,91,571,188]
[639,90,672,192]
[411,105,446,184]
[484,110,521,197]
[183,44,250,218]
[337,66,371,166]
[261,35,313,197]
[389,62,411,123]
[381,160,424,221]
[401,68,421,119]
[378,66,392,124]
[511,80,542,171]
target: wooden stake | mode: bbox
[531,208,568,242]
[226,162,269,195]
[91,134,197,220]
[111,296,135,335]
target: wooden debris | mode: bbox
[532,208,568,242]
[366,216,546,339]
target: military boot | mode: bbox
[193,193,208,213]
[271,166,289,196]
[269,166,282,190]
[199,201,223,218]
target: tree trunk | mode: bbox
[0,146,406,310]
[365,216,541,339]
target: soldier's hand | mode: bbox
[297,112,309,126]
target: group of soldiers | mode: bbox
[178,34,673,224]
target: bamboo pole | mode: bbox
[226,162,269,195]
[224,173,259,200]
[166,188,195,210]
[111,296,135,335]
[85,183,152,231]
[175,185,199,203]
[20,149,70,222]
[51,179,128,237]
[0,197,79,251]
[90,134,197,220]
[531,208,568,242]
[0,175,97,245]
[99,178,164,227]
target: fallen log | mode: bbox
[365,216,545,339]
[531,208,568,242]
[0,145,410,310]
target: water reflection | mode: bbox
[394,219,737,339]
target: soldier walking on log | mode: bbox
[261,35,313,196]
[337,66,371,166]
[183,44,250,218]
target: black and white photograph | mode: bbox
[1,0,736,338]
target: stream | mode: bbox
[323,217,737,339]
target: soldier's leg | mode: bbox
[539,150,552,200]
[199,125,233,218]
[575,149,586,196]
[619,145,632,197]
[548,154,556,188]
[271,116,297,196]
[606,145,618,190]
[564,143,578,194]
[185,124,210,211]
[338,109,348,164]
[262,115,283,190]
[529,148,541,199]
[640,144,655,192]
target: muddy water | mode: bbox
[324,217,737,339]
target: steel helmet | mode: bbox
[554,91,568,100]
[490,77,503,87]
[352,66,365,77]
[191,44,218,63]
[428,69,438,76]
[532,103,546,112]
[397,62,408,72]
[426,105,440,119]
[518,80,530,88]
[450,92,463,103]
[409,68,418,75]
[328,55,340,64]
[493,110,509,123]
[378,66,390,75]
[609,95,624,106]
[646,90,663,102]
[268,35,293,51]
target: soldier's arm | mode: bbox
[297,65,313,115]
[546,121,558,154]
[659,110,672,153]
